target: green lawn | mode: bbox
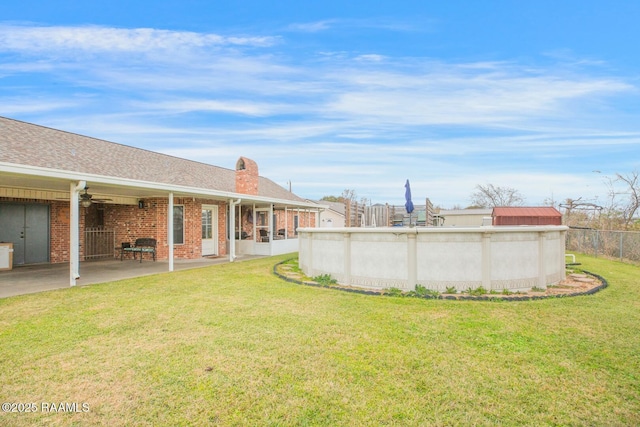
[1,254,639,426]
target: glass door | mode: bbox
[255,209,270,242]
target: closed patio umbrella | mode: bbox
[405,179,414,226]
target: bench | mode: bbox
[120,238,157,262]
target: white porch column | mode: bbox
[238,204,242,240]
[269,203,274,256]
[229,199,241,262]
[168,192,174,272]
[252,203,257,242]
[284,206,288,240]
[69,180,85,286]
[229,200,235,262]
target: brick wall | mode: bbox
[274,209,315,238]
[106,200,160,256]
[2,193,313,264]
[50,201,81,263]
[235,157,259,195]
[1,196,229,264]
[106,198,228,260]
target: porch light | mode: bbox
[80,188,93,207]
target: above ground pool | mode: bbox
[298,226,568,293]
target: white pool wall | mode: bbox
[298,226,567,292]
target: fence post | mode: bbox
[620,232,623,262]
[566,228,640,264]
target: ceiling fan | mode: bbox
[57,187,112,206]
[79,187,112,207]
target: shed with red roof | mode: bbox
[492,207,562,226]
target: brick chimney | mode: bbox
[235,157,259,195]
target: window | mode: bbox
[202,209,213,239]
[173,205,184,244]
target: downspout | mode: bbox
[317,207,325,228]
[229,199,241,262]
[168,192,174,272]
[69,180,86,286]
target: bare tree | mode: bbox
[611,171,640,230]
[470,184,525,208]
[340,189,357,204]
[335,189,359,227]
[542,194,557,207]
[559,197,603,228]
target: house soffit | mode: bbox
[0,167,323,210]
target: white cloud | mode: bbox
[0,25,277,54]
[287,18,427,34]
[136,99,288,116]
[2,23,639,207]
[354,54,386,62]
[287,20,336,33]
[0,97,81,115]
[326,71,632,127]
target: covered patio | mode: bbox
[1,117,325,292]
[0,254,265,299]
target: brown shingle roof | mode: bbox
[0,116,307,203]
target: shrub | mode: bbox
[466,286,488,296]
[313,274,337,286]
[385,287,404,297]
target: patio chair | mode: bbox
[119,242,132,261]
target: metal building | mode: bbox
[492,207,562,226]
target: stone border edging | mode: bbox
[273,260,609,301]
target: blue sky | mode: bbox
[1,1,639,208]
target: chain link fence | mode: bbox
[566,228,640,264]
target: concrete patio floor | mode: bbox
[0,255,264,299]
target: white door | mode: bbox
[201,205,218,256]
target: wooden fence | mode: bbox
[345,199,435,227]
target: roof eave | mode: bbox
[0,162,322,209]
